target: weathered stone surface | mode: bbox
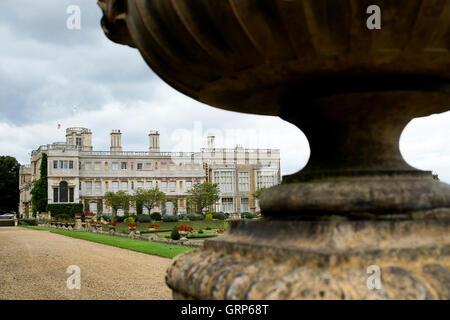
[166,216,450,299]
[98,0,450,300]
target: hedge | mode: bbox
[47,203,83,218]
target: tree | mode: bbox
[432,173,440,181]
[253,187,267,200]
[187,182,220,214]
[105,190,130,220]
[0,156,20,214]
[134,187,165,214]
[31,153,48,216]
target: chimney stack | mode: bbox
[207,133,215,149]
[110,129,122,153]
[149,130,160,153]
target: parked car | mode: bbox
[0,213,14,219]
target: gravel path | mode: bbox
[0,227,172,300]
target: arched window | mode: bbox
[59,181,68,203]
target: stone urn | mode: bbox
[99,0,450,299]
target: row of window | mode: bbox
[83,180,196,195]
[215,197,249,213]
[213,170,277,193]
[53,160,74,169]
[83,161,202,171]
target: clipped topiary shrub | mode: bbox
[205,213,213,220]
[212,212,227,220]
[136,214,151,223]
[241,212,255,219]
[124,216,135,224]
[187,214,205,221]
[150,212,162,221]
[19,219,37,226]
[170,227,180,240]
[162,215,179,222]
[56,214,71,222]
[115,215,126,223]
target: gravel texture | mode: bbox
[0,227,172,300]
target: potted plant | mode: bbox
[127,223,139,232]
[147,224,160,232]
[108,222,117,234]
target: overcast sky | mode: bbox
[0,0,449,183]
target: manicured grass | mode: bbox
[22,226,195,259]
[104,220,227,235]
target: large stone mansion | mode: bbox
[19,127,280,217]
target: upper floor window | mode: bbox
[85,181,92,195]
[112,181,119,192]
[121,181,128,191]
[169,181,176,192]
[94,181,101,194]
[238,172,250,192]
[112,162,119,170]
[214,171,234,193]
[257,171,277,189]
[76,137,82,146]
[186,181,192,190]
[161,181,168,191]
[137,163,143,170]
[53,160,58,169]
[121,162,127,170]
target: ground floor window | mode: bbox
[221,198,234,213]
[53,181,74,203]
[240,197,249,213]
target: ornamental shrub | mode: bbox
[19,219,37,226]
[136,214,151,223]
[241,212,255,219]
[162,215,179,222]
[205,213,213,220]
[150,212,162,221]
[55,214,71,222]
[198,229,204,234]
[124,216,135,224]
[102,215,111,222]
[212,212,227,220]
[187,214,205,221]
[170,227,180,240]
[115,216,126,223]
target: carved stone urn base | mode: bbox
[166,211,450,300]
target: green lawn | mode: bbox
[22,226,195,259]
[103,219,227,235]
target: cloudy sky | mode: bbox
[0,0,449,183]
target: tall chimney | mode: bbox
[207,133,215,149]
[149,130,160,153]
[110,129,122,153]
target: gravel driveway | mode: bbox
[0,227,172,299]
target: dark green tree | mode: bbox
[0,156,20,214]
[30,153,48,216]
[105,190,130,220]
[187,182,220,214]
[432,173,440,181]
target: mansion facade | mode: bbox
[19,127,280,217]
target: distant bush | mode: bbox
[198,229,204,234]
[187,214,205,221]
[124,216,135,224]
[101,215,111,222]
[162,215,179,222]
[212,212,227,220]
[170,227,180,240]
[47,203,83,218]
[56,214,71,222]
[206,226,212,230]
[241,212,255,219]
[136,214,151,223]
[205,213,213,220]
[19,219,37,226]
[150,212,162,221]
[178,214,186,221]
[115,215,126,223]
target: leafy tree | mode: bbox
[30,153,48,216]
[105,190,130,220]
[187,182,220,214]
[97,199,103,215]
[0,156,20,214]
[134,187,166,214]
[253,187,267,199]
[432,173,440,181]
